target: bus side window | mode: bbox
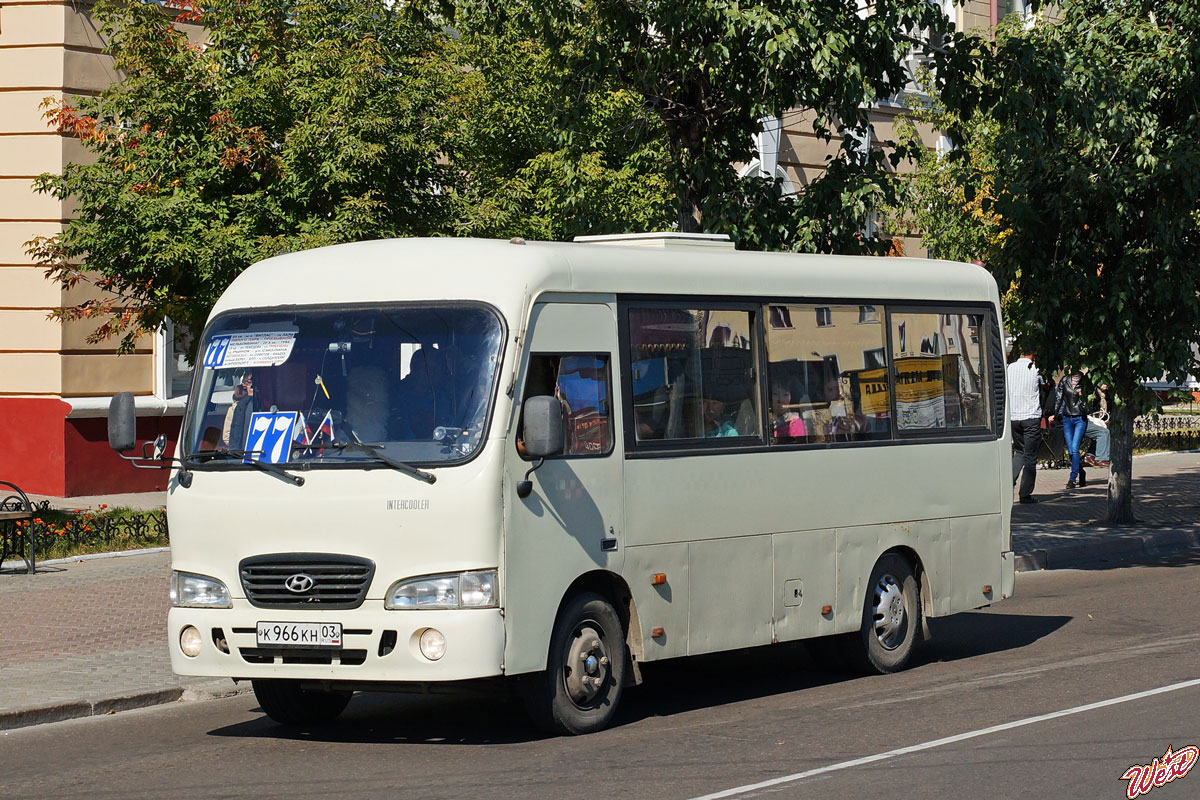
[628,307,759,443]
[520,354,614,457]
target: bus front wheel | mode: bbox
[851,554,921,674]
[521,592,627,735]
[252,679,353,725]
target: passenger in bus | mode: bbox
[396,346,453,439]
[769,382,807,442]
[702,397,739,437]
[345,364,390,443]
[802,377,839,442]
[221,374,254,451]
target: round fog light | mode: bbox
[419,628,446,661]
[180,625,202,658]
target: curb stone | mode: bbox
[1014,527,1200,571]
[0,681,250,732]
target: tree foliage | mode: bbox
[916,3,1200,521]
[470,0,952,252]
[30,0,455,350]
[442,18,675,240]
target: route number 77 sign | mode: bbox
[244,412,299,464]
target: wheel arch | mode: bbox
[559,570,644,686]
[879,544,933,642]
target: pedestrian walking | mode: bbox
[1055,368,1091,489]
[1008,349,1045,503]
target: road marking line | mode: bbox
[689,677,1200,800]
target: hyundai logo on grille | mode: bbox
[284,573,315,594]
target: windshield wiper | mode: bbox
[185,450,305,487]
[297,441,436,484]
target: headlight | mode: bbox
[385,570,497,610]
[170,571,232,608]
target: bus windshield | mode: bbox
[183,304,505,466]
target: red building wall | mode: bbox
[0,398,182,496]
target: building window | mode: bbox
[815,307,832,327]
[769,305,793,329]
[159,319,194,399]
[858,305,879,323]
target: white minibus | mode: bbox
[110,233,1015,734]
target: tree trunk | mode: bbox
[1105,388,1137,524]
[676,195,700,233]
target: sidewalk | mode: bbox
[1010,451,1200,570]
[1,453,1197,732]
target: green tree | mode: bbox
[443,19,675,240]
[917,4,1200,521]
[471,0,951,253]
[29,0,455,352]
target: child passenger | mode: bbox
[770,382,807,442]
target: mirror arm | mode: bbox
[114,451,193,488]
[516,457,545,499]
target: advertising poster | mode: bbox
[894,356,946,430]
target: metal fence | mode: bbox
[1133,413,1200,434]
[17,502,169,560]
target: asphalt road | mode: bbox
[3,551,1199,800]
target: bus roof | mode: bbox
[209,237,1000,321]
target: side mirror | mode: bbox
[521,396,564,458]
[108,392,137,452]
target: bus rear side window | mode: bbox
[889,311,991,432]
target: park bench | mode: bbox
[0,480,35,573]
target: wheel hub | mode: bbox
[564,626,610,705]
[872,574,907,650]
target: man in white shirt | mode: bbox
[1007,351,1045,503]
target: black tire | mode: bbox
[846,554,921,675]
[251,679,353,725]
[520,592,627,735]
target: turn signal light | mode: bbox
[983,585,993,595]
[651,627,665,638]
[821,605,832,615]
[651,573,667,586]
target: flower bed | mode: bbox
[11,505,169,561]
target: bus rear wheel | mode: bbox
[252,679,353,725]
[520,592,626,735]
[849,554,921,674]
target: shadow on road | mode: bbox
[923,611,1070,662]
[207,609,1068,745]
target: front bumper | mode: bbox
[167,602,505,683]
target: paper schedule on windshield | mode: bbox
[202,332,296,369]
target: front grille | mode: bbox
[240,553,375,609]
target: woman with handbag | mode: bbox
[1055,369,1091,489]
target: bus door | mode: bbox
[503,301,626,676]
